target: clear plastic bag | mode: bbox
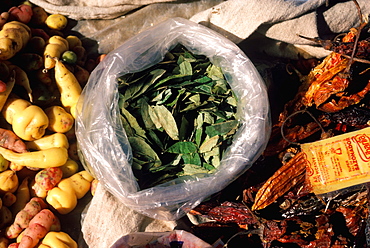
[75,17,271,220]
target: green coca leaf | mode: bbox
[152,105,179,140]
[199,135,220,153]
[128,136,161,168]
[205,120,239,137]
[167,141,198,154]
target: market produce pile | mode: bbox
[187,2,370,247]
[0,1,102,247]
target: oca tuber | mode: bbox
[46,171,93,214]
[6,197,46,239]
[0,21,31,60]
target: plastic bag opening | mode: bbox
[75,17,271,220]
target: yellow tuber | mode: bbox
[45,106,74,133]
[44,36,69,70]
[0,170,18,194]
[0,147,68,169]
[38,231,77,248]
[11,177,30,216]
[2,95,49,141]
[54,58,81,118]
[65,35,81,50]
[0,21,31,60]
[6,197,47,239]
[0,153,10,172]
[45,14,68,30]
[18,209,57,247]
[59,158,79,178]
[46,171,93,214]
[25,133,69,151]
[6,63,33,102]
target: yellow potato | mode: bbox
[2,96,49,141]
[45,14,68,30]
[26,133,69,151]
[40,231,77,248]
[0,154,9,172]
[66,35,82,50]
[44,36,69,70]
[12,105,49,141]
[0,170,18,194]
[11,177,30,216]
[53,58,81,118]
[0,147,68,169]
[0,21,31,60]
[46,171,93,214]
[59,158,79,178]
[45,106,74,133]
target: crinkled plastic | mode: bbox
[75,17,271,221]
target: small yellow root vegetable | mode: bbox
[0,154,9,172]
[66,35,82,50]
[39,231,78,248]
[25,133,69,151]
[45,14,68,30]
[0,21,31,60]
[9,162,24,172]
[0,147,68,169]
[2,96,31,124]
[46,170,93,214]
[59,158,79,178]
[45,106,74,133]
[2,96,49,141]
[54,58,82,118]
[11,177,30,216]
[0,170,18,194]
[13,105,48,141]
[6,64,32,102]
[44,36,69,70]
